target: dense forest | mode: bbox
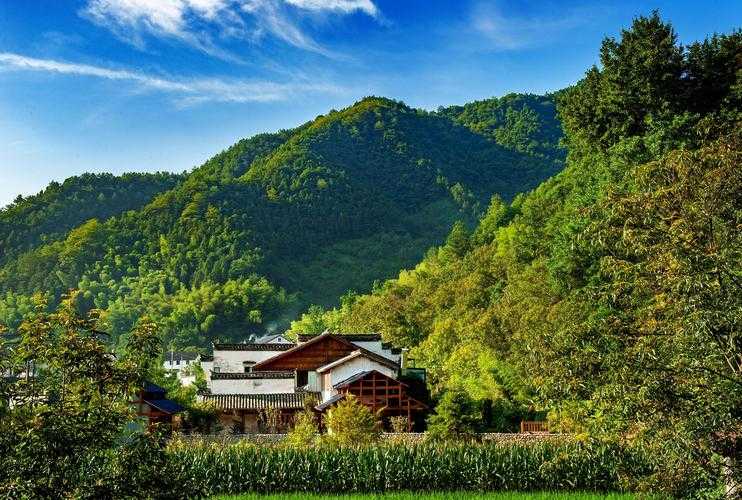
[0,94,563,349]
[288,14,741,496]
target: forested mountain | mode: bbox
[0,172,183,265]
[288,15,741,496]
[0,94,563,349]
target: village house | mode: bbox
[195,332,428,433]
[133,381,185,429]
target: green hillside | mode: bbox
[287,15,740,496]
[0,172,183,265]
[0,94,564,348]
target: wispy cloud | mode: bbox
[81,0,380,60]
[283,0,378,17]
[0,52,346,104]
[470,2,602,51]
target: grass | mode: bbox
[215,493,638,500]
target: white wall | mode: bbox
[321,357,397,403]
[351,341,400,363]
[210,377,295,395]
[163,359,198,371]
[213,349,286,373]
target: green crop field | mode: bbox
[215,493,639,500]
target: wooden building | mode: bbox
[133,382,184,428]
[195,332,428,433]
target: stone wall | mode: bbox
[174,432,566,446]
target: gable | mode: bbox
[253,334,357,371]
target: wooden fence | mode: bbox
[520,421,549,433]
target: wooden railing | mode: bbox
[520,421,549,433]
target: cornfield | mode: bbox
[166,441,646,497]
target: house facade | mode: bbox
[196,332,427,433]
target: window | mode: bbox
[296,370,309,387]
[213,366,221,373]
[243,361,255,373]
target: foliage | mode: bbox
[427,388,482,440]
[285,410,320,448]
[0,95,563,349]
[0,293,174,499]
[259,405,283,434]
[295,14,740,497]
[324,394,381,447]
[215,494,637,500]
[166,440,643,496]
[389,416,410,433]
[0,172,182,266]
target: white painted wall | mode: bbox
[213,349,286,373]
[351,341,400,363]
[210,377,295,395]
[163,359,198,371]
[321,357,397,403]
[266,335,292,344]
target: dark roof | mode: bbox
[334,369,408,389]
[201,392,319,411]
[200,355,214,362]
[298,333,382,342]
[315,393,345,411]
[144,382,166,394]
[211,371,294,380]
[144,399,184,414]
[253,333,394,371]
[297,333,401,354]
[213,343,295,351]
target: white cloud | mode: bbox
[81,0,380,59]
[0,52,345,104]
[471,2,599,51]
[283,0,378,17]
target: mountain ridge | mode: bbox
[0,93,565,348]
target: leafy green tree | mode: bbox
[297,13,741,496]
[427,388,482,439]
[0,293,173,498]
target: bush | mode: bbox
[426,388,482,440]
[324,394,381,447]
[285,410,319,449]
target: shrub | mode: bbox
[390,416,410,433]
[324,394,381,447]
[285,410,319,448]
[426,388,482,440]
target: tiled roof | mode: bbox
[200,355,214,362]
[144,398,185,414]
[213,343,295,351]
[211,371,294,380]
[144,381,166,394]
[298,333,382,342]
[297,333,401,354]
[334,369,407,389]
[315,393,345,411]
[201,392,319,411]
[333,371,371,388]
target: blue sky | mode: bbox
[1,1,740,207]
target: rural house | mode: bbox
[196,332,428,433]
